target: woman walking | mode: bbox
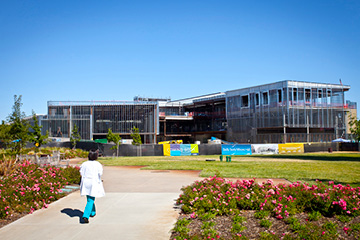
[80,150,105,223]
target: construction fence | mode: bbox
[32,141,359,157]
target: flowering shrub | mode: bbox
[1,147,88,159]
[177,176,360,220]
[0,160,80,219]
[22,147,88,159]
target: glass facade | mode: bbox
[226,81,349,143]
[44,101,158,143]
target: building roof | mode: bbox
[226,80,350,96]
[48,100,157,107]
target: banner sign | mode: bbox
[221,144,252,155]
[278,143,304,154]
[170,144,181,156]
[190,144,199,155]
[251,144,279,154]
[163,144,171,156]
[163,144,199,156]
[180,145,191,156]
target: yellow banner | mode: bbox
[191,144,199,154]
[163,144,171,156]
[278,143,304,154]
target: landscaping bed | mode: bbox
[171,176,360,239]
[0,160,81,228]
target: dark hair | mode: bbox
[88,150,98,161]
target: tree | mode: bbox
[349,114,360,142]
[0,121,12,148]
[70,124,81,149]
[29,113,48,151]
[7,95,29,154]
[131,126,142,146]
[106,128,121,150]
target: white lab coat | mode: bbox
[80,160,105,198]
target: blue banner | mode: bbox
[180,144,192,156]
[221,144,252,155]
[170,144,181,156]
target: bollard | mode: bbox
[220,155,223,161]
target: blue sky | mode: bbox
[1,0,359,121]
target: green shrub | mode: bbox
[297,222,338,240]
[308,211,322,221]
[322,221,338,236]
[336,214,352,223]
[259,231,277,240]
[172,218,191,239]
[232,222,247,233]
[0,155,19,177]
[200,212,217,221]
[233,215,247,224]
[260,219,272,228]
[255,210,270,219]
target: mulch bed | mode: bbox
[0,212,27,229]
[170,211,360,239]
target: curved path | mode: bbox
[0,166,202,240]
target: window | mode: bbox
[255,93,260,106]
[241,95,249,107]
[278,89,282,103]
[262,92,269,105]
[305,89,311,103]
[293,88,297,101]
[327,90,331,105]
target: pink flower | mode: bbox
[339,199,347,210]
[268,189,275,195]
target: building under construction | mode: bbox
[43,80,355,143]
[44,101,158,143]
[226,80,351,143]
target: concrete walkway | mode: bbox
[0,166,202,240]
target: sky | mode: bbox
[0,0,359,121]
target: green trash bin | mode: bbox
[229,156,232,162]
[226,156,229,162]
[219,155,223,161]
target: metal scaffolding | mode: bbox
[226,80,350,143]
[44,101,159,143]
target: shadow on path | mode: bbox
[61,208,86,224]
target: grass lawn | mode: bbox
[98,152,360,187]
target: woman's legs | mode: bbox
[83,195,96,220]
[91,202,96,217]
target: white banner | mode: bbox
[251,144,279,154]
